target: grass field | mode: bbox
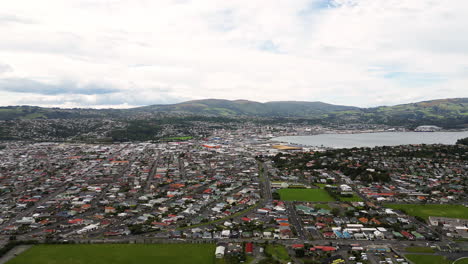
[405,246,435,253]
[278,189,335,202]
[454,258,468,264]
[265,244,291,263]
[338,193,363,202]
[7,244,216,264]
[405,254,450,264]
[386,204,468,220]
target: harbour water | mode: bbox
[273,131,468,148]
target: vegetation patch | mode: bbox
[265,244,291,263]
[278,189,335,202]
[386,204,468,220]
[7,244,216,264]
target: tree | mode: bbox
[331,208,340,216]
[295,248,305,258]
[456,137,468,146]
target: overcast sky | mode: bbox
[1,0,467,108]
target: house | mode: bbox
[354,233,367,240]
[310,246,337,252]
[263,231,272,238]
[366,245,390,253]
[374,230,385,239]
[104,207,116,213]
[245,243,253,254]
[68,218,85,225]
[340,184,352,192]
[76,223,99,234]
[323,232,336,239]
[221,230,230,238]
[202,231,212,239]
[279,229,292,239]
[400,231,414,240]
[16,217,35,225]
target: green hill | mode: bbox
[135,99,358,117]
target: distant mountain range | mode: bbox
[0,98,467,128]
[134,99,359,117]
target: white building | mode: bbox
[414,125,442,132]
[340,184,352,192]
[16,217,35,225]
[215,246,226,258]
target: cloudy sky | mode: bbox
[1,0,467,108]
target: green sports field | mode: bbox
[386,204,468,220]
[278,188,335,202]
[7,244,216,264]
[405,254,450,264]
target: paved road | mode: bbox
[64,236,464,249]
[259,161,272,202]
[285,201,307,240]
[145,150,161,191]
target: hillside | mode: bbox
[348,98,468,128]
[0,106,124,120]
[0,98,467,128]
[135,99,358,117]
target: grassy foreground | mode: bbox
[386,204,468,220]
[7,244,216,264]
[454,258,468,264]
[278,188,334,202]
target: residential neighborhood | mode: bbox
[0,125,467,264]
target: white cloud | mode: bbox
[0,0,467,108]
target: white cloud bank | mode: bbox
[0,0,467,108]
